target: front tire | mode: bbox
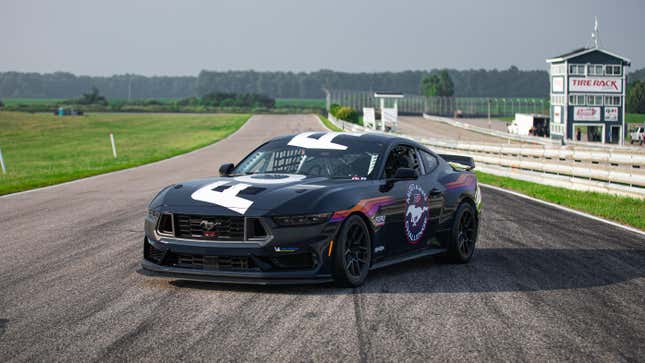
[445,202,478,263]
[332,215,371,287]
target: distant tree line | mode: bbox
[1,67,644,100]
[420,70,455,97]
[628,81,645,114]
[0,72,196,99]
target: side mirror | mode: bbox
[219,163,235,176]
[393,167,418,180]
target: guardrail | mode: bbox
[324,114,645,199]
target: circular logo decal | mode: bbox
[404,184,429,244]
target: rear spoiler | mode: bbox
[439,154,475,171]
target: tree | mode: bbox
[420,70,454,97]
[0,98,4,108]
[77,87,108,105]
[627,81,645,114]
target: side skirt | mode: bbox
[370,247,447,271]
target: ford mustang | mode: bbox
[142,132,481,286]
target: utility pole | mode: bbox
[128,76,133,101]
[322,88,330,113]
[487,98,491,129]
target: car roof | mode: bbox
[269,132,420,147]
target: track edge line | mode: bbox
[480,183,645,237]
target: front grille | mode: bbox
[174,214,245,240]
[175,254,257,271]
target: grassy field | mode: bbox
[476,171,644,230]
[2,98,65,105]
[0,111,249,195]
[276,98,325,109]
[626,113,645,124]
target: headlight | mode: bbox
[273,213,331,226]
[475,185,482,210]
[148,209,160,220]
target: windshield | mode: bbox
[233,133,385,179]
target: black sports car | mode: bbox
[142,132,481,286]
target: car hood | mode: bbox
[150,173,365,217]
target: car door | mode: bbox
[379,144,427,257]
[417,148,446,241]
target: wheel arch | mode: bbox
[334,211,376,265]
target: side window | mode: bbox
[419,150,438,174]
[383,145,421,179]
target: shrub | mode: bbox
[329,103,341,116]
[335,106,359,124]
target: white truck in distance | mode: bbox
[507,113,549,137]
[630,124,645,145]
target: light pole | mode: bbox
[487,98,491,129]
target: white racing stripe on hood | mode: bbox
[191,181,253,214]
[287,132,362,150]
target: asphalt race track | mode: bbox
[398,116,513,143]
[1,115,644,361]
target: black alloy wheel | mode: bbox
[446,202,478,263]
[332,215,371,287]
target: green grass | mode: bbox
[2,98,64,105]
[276,98,325,109]
[0,111,249,195]
[318,115,342,132]
[476,171,645,230]
[626,113,645,124]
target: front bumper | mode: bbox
[141,259,333,285]
[141,218,338,285]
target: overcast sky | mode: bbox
[2,0,644,75]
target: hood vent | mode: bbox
[210,185,265,195]
[239,187,266,195]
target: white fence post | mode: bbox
[110,133,117,159]
[0,147,6,174]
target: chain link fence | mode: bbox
[328,89,549,117]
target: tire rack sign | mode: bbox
[569,78,622,93]
[574,107,601,121]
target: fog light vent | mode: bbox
[158,213,174,236]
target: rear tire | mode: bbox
[332,215,371,287]
[445,202,478,263]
